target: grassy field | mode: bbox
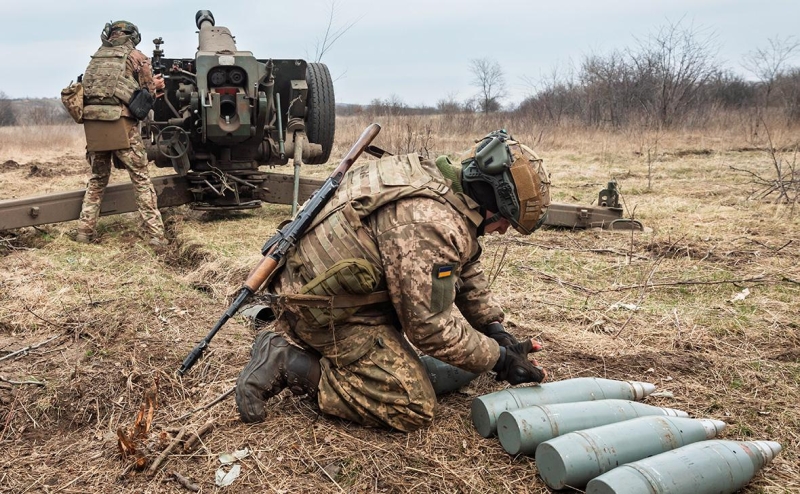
[1,116,798,493]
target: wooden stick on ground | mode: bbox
[0,376,46,386]
[171,471,200,492]
[147,426,187,476]
[0,335,60,363]
[170,386,235,423]
[183,420,215,452]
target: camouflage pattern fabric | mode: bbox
[77,121,163,239]
[317,324,437,432]
[268,154,505,431]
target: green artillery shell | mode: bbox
[535,416,727,490]
[471,378,657,438]
[586,440,782,494]
[497,399,688,455]
[420,355,478,396]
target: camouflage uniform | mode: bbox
[269,153,504,431]
[77,33,164,240]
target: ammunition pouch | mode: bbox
[291,258,385,327]
[60,82,84,124]
[84,117,134,152]
[128,88,155,121]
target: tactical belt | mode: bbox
[263,290,391,309]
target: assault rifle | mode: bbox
[178,123,382,375]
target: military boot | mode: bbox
[236,331,321,423]
[74,232,92,244]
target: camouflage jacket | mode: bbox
[273,154,504,373]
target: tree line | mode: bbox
[344,21,800,131]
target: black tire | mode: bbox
[305,62,335,164]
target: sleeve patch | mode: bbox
[430,263,458,313]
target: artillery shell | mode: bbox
[497,399,688,455]
[420,355,478,396]
[535,416,727,489]
[471,378,657,438]
[586,440,782,494]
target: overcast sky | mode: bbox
[1,0,798,107]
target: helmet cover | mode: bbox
[461,130,550,234]
[102,20,141,46]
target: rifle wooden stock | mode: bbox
[244,256,279,292]
[177,123,381,375]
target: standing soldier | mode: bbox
[75,21,166,245]
[235,130,551,432]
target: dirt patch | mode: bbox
[27,164,58,178]
[667,148,714,157]
[0,159,22,170]
[0,228,57,256]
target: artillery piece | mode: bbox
[146,10,335,210]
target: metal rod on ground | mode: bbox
[292,132,305,217]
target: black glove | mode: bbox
[484,321,519,347]
[492,339,546,385]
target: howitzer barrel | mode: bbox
[497,399,689,455]
[536,416,727,489]
[195,10,237,53]
[471,378,657,438]
[586,440,782,494]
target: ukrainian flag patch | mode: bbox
[436,264,454,278]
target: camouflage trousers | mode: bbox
[286,315,437,432]
[78,122,164,239]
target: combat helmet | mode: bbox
[101,20,141,47]
[461,130,551,234]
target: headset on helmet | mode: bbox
[461,130,551,234]
[101,20,141,47]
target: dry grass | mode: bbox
[1,117,798,493]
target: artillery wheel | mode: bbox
[305,62,335,164]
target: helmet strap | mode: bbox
[485,212,502,225]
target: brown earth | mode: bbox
[1,118,798,493]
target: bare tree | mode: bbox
[520,62,578,126]
[630,18,719,127]
[470,58,506,113]
[312,0,361,62]
[0,91,16,126]
[743,36,800,106]
[581,50,634,127]
[436,91,463,115]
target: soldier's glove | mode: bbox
[484,321,519,347]
[492,338,547,385]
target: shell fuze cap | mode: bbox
[102,20,141,46]
[461,130,551,234]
